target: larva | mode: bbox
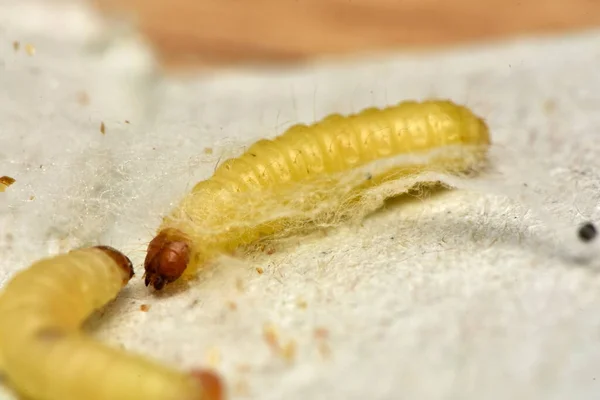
[0,246,223,400]
[144,99,491,290]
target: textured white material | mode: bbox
[2,1,600,399]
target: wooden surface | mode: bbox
[93,0,600,70]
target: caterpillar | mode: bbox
[144,99,491,290]
[0,246,223,400]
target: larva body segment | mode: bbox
[0,247,223,400]
[144,100,491,290]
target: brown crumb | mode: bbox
[28,195,35,201]
[314,327,331,359]
[125,120,130,124]
[257,243,276,254]
[0,176,16,192]
[100,122,106,135]
[25,43,35,56]
[77,91,90,106]
[12,41,19,51]
[227,301,237,311]
[140,304,151,312]
[203,147,213,154]
[263,323,280,349]
[296,298,307,309]
[255,267,264,274]
[314,327,329,340]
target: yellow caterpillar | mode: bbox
[0,246,223,400]
[144,99,491,290]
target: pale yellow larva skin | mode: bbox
[0,248,211,400]
[159,100,491,275]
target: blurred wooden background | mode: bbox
[92,0,600,70]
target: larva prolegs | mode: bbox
[0,246,223,400]
[144,99,491,290]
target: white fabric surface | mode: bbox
[2,1,600,399]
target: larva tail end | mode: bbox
[189,369,225,400]
[144,229,191,291]
[93,245,134,283]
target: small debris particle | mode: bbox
[125,120,130,124]
[578,222,597,242]
[314,327,329,340]
[314,327,331,359]
[265,246,276,255]
[263,323,296,362]
[12,41,19,51]
[263,323,279,349]
[100,122,106,135]
[77,91,90,106]
[255,267,264,274]
[296,298,307,309]
[25,43,36,56]
[205,347,221,368]
[0,176,16,192]
[204,147,213,154]
[281,340,296,362]
[227,301,237,311]
[140,304,151,312]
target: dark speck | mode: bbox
[578,222,597,243]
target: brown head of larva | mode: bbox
[93,245,135,284]
[143,229,191,290]
[189,369,225,400]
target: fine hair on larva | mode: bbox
[0,246,223,400]
[143,99,492,290]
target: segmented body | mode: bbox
[0,246,222,400]
[144,99,491,290]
